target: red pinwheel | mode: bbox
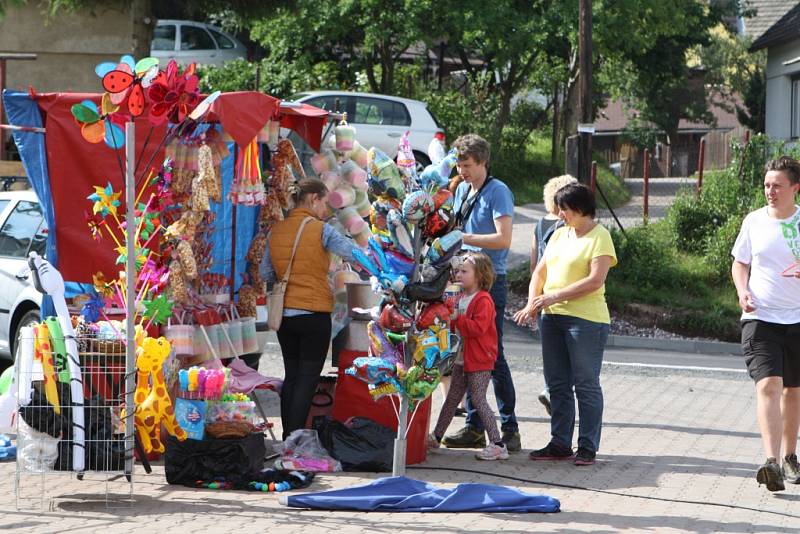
[147,60,200,125]
[95,55,161,118]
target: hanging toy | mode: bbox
[334,116,356,152]
[401,189,434,224]
[33,324,60,415]
[419,147,459,190]
[230,137,266,206]
[198,143,221,202]
[368,148,405,200]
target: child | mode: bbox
[428,252,508,460]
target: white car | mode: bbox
[150,20,247,67]
[288,91,446,170]
[0,190,45,360]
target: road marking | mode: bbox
[603,360,746,373]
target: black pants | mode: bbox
[276,313,331,440]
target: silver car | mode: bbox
[289,91,446,170]
[151,20,247,67]
[0,190,44,360]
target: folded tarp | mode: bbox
[280,475,560,513]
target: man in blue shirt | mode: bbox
[443,134,521,452]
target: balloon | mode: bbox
[368,148,405,200]
[0,365,13,395]
[403,365,441,401]
[426,230,463,267]
[378,304,413,333]
[387,209,414,257]
[403,265,451,303]
[419,147,458,190]
[401,190,434,223]
[416,302,451,330]
[384,250,415,277]
[368,321,403,364]
[346,356,398,385]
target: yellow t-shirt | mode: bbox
[543,224,617,324]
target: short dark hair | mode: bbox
[555,183,596,218]
[765,156,800,185]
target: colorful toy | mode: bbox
[426,230,463,267]
[403,264,451,303]
[368,148,406,200]
[134,336,187,454]
[416,302,451,330]
[368,321,403,364]
[335,120,356,152]
[33,324,60,415]
[403,365,441,402]
[346,356,398,385]
[419,147,458,190]
[401,190,434,223]
[387,209,414,257]
[423,189,455,238]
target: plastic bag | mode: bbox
[318,417,395,472]
[276,429,341,472]
[165,433,266,486]
[17,418,59,472]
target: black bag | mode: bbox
[164,433,266,486]
[318,417,396,472]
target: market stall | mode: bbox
[4,51,466,504]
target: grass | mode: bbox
[499,134,631,208]
[506,219,741,342]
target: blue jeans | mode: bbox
[464,274,519,433]
[541,313,609,452]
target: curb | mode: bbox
[604,334,740,356]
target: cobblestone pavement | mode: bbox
[3,333,800,533]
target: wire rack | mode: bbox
[14,329,135,509]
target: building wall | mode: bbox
[0,3,131,93]
[764,39,800,139]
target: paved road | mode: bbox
[6,329,800,533]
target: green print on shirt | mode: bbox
[781,213,800,260]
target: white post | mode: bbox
[392,224,422,477]
[124,122,136,476]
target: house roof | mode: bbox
[743,0,797,41]
[594,94,743,135]
[750,1,800,51]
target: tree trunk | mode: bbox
[365,54,380,93]
[131,0,155,59]
[551,82,560,167]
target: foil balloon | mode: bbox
[368,321,402,364]
[403,265,451,303]
[384,250,415,277]
[419,147,458,190]
[403,365,441,402]
[379,304,413,333]
[424,189,455,238]
[346,356,398,385]
[426,230,463,267]
[416,302,451,330]
[368,378,406,401]
[387,209,414,257]
[367,148,405,200]
[401,189,434,223]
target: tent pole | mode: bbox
[124,121,136,477]
[230,143,238,301]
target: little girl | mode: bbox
[428,252,508,460]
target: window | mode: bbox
[307,95,347,113]
[792,76,800,139]
[0,201,45,258]
[208,28,235,49]
[152,24,176,51]
[353,97,411,126]
[0,200,11,215]
[180,25,216,51]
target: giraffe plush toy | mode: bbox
[134,335,187,453]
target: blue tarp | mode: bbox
[284,476,561,513]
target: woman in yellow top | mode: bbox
[514,183,617,466]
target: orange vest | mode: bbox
[269,208,333,313]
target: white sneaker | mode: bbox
[427,433,441,450]
[476,443,509,460]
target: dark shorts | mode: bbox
[742,320,800,387]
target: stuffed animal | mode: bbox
[134,336,187,454]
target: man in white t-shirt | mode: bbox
[732,156,800,493]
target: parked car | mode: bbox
[150,20,247,67]
[288,91,446,170]
[0,190,44,361]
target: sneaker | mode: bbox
[454,407,467,417]
[756,458,785,492]
[501,430,522,453]
[441,426,486,449]
[574,447,596,466]
[529,442,574,461]
[427,433,441,450]
[783,453,800,484]
[538,389,552,416]
[476,443,509,461]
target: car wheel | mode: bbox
[413,152,431,175]
[11,309,40,362]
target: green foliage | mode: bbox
[197,59,258,93]
[593,151,631,210]
[704,212,745,281]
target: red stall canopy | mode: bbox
[30,91,328,282]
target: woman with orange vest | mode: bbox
[262,179,355,439]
